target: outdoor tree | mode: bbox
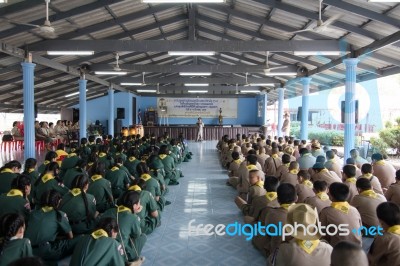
[379,117,400,156]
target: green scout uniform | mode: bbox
[69,229,125,266]
[141,174,164,211]
[119,164,132,180]
[101,206,147,262]
[62,167,86,189]
[26,169,40,206]
[0,189,30,220]
[148,157,167,184]
[170,145,182,164]
[87,175,114,213]
[59,189,97,235]
[151,169,168,196]
[115,152,127,163]
[79,145,91,160]
[88,142,96,152]
[60,153,79,178]
[37,160,50,175]
[98,153,114,170]
[128,186,160,235]
[0,169,17,195]
[105,166,130,199]
[33,174,69,207]
[159,154,179,185]
[124,156,140,178]
[25,207,80,262]
[0,238,32,266]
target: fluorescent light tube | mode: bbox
[294,51,341,56]
[184,83,209,86]
[121,83,143,86]
[188,90,208,93]
[264,72,297,76]
[169,51,215,56]
[65,90,88,98]
[368,0,400,2]
[179,72,212,76]
[47,51,94,56]
[249,83,275,86]
[0,0,8,3]
[137,90,157,93]
[95,71,127,75]
[144,0,224,3]
[241,90,260,93]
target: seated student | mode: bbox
[87,162,114,213]
[69,217,125,266]
[0,175,31,220]
[98,145,114,170]
[25,190,80,262]
[342,164,359,202]
[32,162,68,207]
[237,154,259,200]
[275,154,291,179]
[304,180,332,214]
[350,149,369,169]
[147,154,168,196]
[280,161,299,186]
[0,161,22,195]
[115,157,134,182]
[86,152,98,178]
[370,203,400,265]
[324,150,342,178]
[296,170,315,203]
[105,160,131,199]
[320,182,362,247]
[22,158,40,188]
[235,170,266,214]
[371,153,396,190]
[227,151,243,188]
[124,147,141,178]
[55,143,68,167]
[62,159,87,189]
[297,148,316,170]
[78,138,91,161]
[169,139,182,164]
[87,135,96,151]
[127,180,160,235]
[158,145,181,185]
[359,163,384,195]
[346,158,362,178]
[256,146,268,170]
[275,203,333,266]
[59,175,98,235]
[60,143,79,178]
[264,147,282,177]
[252,183,297,258]
[136,162,165,211]
[0,213,32,266]
[311,162,342,187]
[331,241,369,266]
[37,151,57,175]
[100,191,146,265]
[385,169,400,206]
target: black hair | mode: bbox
[343,164,356,178]
[40,190,63,222]
[329,182,350,202]
[44,151,57,162]
[71,174,91,224]
[8,257,45,266]
[36,162,60,186]
[264,176,279,192]
[136,162,149,176]
[11,174,31,197]
[277,183,296,204]
[316,155,326,164]
[232,151,240,160]
[88,135,95,143]
[0,213,25,252]
[377,202,400,226]
[356,178,372,190]
[23,158,37,174]
[93,162,106,176]
[396,169,400,180]
[346,158,356,165]
[0,160,21,172]
[299,148,309,155]
[282,154,291,164]
[80,138,88,146]
[159,145,168,155]
[247,154,257,165]
[371,153,383,161]
[361,163,372,174]
[12,121,18,127]
[97,217,119,238]
[297,170,310,180]
[117,191,141,212]
[313,180,328,192]
[114,157,123,165]
[247,149,257,155]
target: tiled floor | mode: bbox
[141,141,266,266]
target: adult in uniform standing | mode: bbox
[281,113,290,137]
[196,117,204,142]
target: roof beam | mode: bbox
[117,77,279,84]
[0,103,59,112]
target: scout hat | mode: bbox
[286,203,321,241]
[312,162,325,170]
[311,141,321,149]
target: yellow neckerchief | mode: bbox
[99,152,107,158]
[327,159,335,162]
[88,162,94,167]
[280,203,293,210]
[91,175,102,181]
[89,142,95,145]
[303,153,312,157]
[129,156,136,162]
[67,153,77,158]
[91,229,109,239]
[254,181,264,188]
[42,173,55,183]
[247,165,258,171]
[387,225,400,235]
[233,159,242,165]
[331,201,350,214]
[117,205,132,213]
[141,174,152,181]
[271,154,279,159]
[296,239,320,255]
[302,180,314,189]
[360,189,378,199]
[375,160,385,166]
[115,153,121,156]
[44,160,50,165]
[7,189,23,197]
[111,166,119,171]
[265,192,277,201]
[320,169,328,173]
[71,188,82,196]
[284,163,290,167]
[0,168,14,174]
[28,168,35,173]
[42,206,54,212]
[316,192,329,201]
[362,173,373,179]
[346,177,357,184]
[128,185,142,191]
[159,154,167,159]
[289,169,299,174]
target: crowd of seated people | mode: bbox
[0,132,192,266]
[218,133,400,266]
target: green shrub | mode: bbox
[289,126,345,146]
[370,137,389,157]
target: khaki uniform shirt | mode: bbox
[304,194,332,214]
[311,169,342,186]
[359,174,384,195]
[324,160,342,178]
[351,192,387,228]
[296,183,315,203]
[385,182,400,206]
[248,185,266,205]
[250,195,279,221]
[264,156,282,177]
[257,153,269,170]
[265,207,289,256]
[368,231,400,266]
[280,172,299,187]
[275,164,289,179]
[344,180,359,202]
[372,161,396,189]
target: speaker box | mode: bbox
[117,108,125,119]
[72,108,79,123]
[296,106,312,122]
[114,119,122,136]
[341,100,359,124]
[34,104,38,119]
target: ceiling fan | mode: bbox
[111,53,123,71]
[6,0,76,39]
[263,51,290,74]
[289,0,341,34]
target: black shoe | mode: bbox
[165,201,172,205]
[169,180,179,185]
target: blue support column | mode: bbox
[79,78,87,139]
[277,88,284,137]
[263,93,268,125]
[108,88,114,136]
[300,77,312,140]
[344,58,359,161]
[22,62,36,160]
